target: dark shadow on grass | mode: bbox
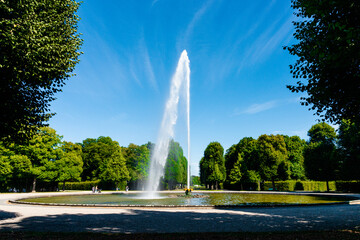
[0,204,359,233]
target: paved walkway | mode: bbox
[0,191,359,233]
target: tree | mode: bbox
[123,143,150,190]
[81,136,120,181]
[308,122,337,144]
[21,127,63,192]
[81,136,130,188]
[304,122,338,191]
[228,153,243,185]
[282,135,306,180]
[338,119,360,180]
[99,148,130,189]
[0,155,12,189]
[200,142,226,190]
[285,0,360,124]
[191,175,201,186]
[257,134,287,189]
[163,140,187,189]
[56,141,83,191]
[0,0,83,142]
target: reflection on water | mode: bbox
[19,192,352,206]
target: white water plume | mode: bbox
[145,50,190,196]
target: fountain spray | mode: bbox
[145,50,190,196]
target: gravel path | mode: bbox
[0,191,359,233]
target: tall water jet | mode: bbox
[145,50,190,195]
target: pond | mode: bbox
[16,192,354,207]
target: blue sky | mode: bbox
[49,0,321,176]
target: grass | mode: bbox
[0,230,359,240]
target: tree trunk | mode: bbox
[62,181,66,191]
[326,180,330,192]
[32,177,37,192]
[216,181,218,190]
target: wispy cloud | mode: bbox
[151,0,159,7]
[142,42,157,91]
[241,100,278,114]
[235,97,301,116]
[129,56,142,88]
[128,36,158,91]
[177,0,213,50]
[237,14,295,74]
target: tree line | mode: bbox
[200,120,360,191]
[0,127,188,192]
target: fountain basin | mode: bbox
[10,191,358,208]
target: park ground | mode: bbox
[0,191,359,239]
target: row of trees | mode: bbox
[0,127,83,192]
[200,121,360,191]
[0,127,189,192]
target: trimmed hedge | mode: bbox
[60,180,360,192]
[58,180,101,191]
[336,181,360,193]
[263,180,336,192]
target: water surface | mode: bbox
[18,192,352,206]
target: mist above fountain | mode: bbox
[145,50,190,196]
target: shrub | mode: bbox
[263,180,336,192]
[59,180,101,191]
[336,181,360,193]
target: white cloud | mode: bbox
[241,100,278,114]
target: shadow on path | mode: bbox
[0,210,19,221]
[0,205,359,233]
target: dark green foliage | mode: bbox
[21,127,64,191]
[163,140,187,189]
[99,148,129,189]
[59,180,100,191]
[123,143,150,190]
[335,180,360,193]
[282,135,306,180]
[308,122,337,144]
[285,0,360,124]
[263,180,336,192]
[81,137,121,180]
[228,154,243,185]
[277,160,291,181]
[0,127,84,191]
[200,142,226,190]
[191,175,201,186]
[338,120,360,180]
[56,141,83,190]
[0,0,83,142]
[257,135,287,184]
[81,136,129,188]
[304,123,339,191]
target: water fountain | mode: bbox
[145,50,191,197]
[10,50,359,207]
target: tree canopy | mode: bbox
[200,142,226,190]
[285,0,360,124]
[123,143,150,190]
[338,119,360,180]
[304,122,338,190]
[0,0,83,142]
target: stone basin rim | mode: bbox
[8,191,360,208]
